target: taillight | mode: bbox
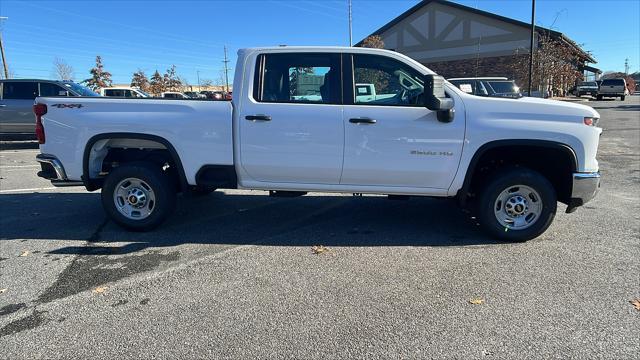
[33,103,47,144]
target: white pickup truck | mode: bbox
[33,47,601,241]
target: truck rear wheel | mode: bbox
[101,162,176,231]
[477,168,557,242]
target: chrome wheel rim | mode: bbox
[494,185,542,230]
[113,177,156,220]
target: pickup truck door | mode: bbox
[238,52,344,184]
[340,54,465,189]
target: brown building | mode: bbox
[358,0,598,93]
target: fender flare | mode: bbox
[456,139,578,205]
[82,132,188,192]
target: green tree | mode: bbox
[130,69,150,92]
[358,35,385,49]
[82,56,112,91]
[149,70,165,96]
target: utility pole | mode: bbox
[527,0,536,97]
[348,0,353,46]
[0,17,9,79]
[624,58,629,75]
[196,70,201,92]
[222,46,230,93]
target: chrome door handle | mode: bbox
[349,117,376,124]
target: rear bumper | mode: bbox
[566,172,600,213]
[36,154,83,187]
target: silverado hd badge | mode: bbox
[411,150,454,156]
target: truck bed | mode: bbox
[35,97,234,184]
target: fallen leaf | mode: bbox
[311,245,332,255]
[93,286,107,294]
[469,298,485,305]
[631,299,640,311]
[0,288,7,294]
[19,250,30,257]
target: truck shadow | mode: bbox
[0,191,504,256]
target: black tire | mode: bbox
[101,162,176,231]
[477,167,557,242]
[620,95,625,101]
[596,95,603,101]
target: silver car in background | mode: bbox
[0,79,98,139]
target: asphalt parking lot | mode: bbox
[0,97,638,358]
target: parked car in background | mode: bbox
[597,78,628,101]
[184,91,206,99]
[101,87,150,98]
[448,77,522,99]
[575,81,599,98]
[161,92,190,99]
[200,90,229,100]
[0,79,98,138]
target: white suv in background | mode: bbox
[101,87,150,98]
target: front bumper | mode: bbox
[566,172,600,213]
[36,154,83,187]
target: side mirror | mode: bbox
[423,74,455,123]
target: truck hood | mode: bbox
[465,95,600,124]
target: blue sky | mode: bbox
[1,0,638,85]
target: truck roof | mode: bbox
[237,46,435,74]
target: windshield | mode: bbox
[137,89,150,97]
[486,81,519,94]
[579,82,597,87]
[601,79,624,86]
[63,82,99,96]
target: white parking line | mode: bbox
[0,165,40,168]
[0,187,59,193]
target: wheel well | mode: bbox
[83,135,187,192]
[462,144,576,205]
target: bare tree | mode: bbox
[163,65,182,92]
[53,57,74,80]
[199,78,214,89]
[510,31,582,97]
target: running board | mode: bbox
[269,190,307,198]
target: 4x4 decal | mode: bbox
[51,103,83,109]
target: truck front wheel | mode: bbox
[101,162,176,231]
[477,168,557,242]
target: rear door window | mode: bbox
[39,82,71,97]
[254,52,341,104]
[2,82,38,100]
[601,79,624,86]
